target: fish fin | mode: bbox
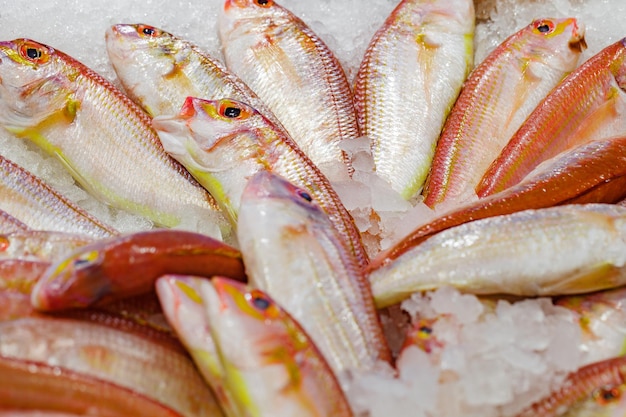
[538,264,626,295]
[566,87,626,147]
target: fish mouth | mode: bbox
[569,36,587,53]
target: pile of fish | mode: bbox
[2,0,626,415]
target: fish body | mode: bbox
[153,96,369,267]
[0,356,182,416]
[219,0,358,180]
[372,136,626,266]
[202,277,354,417]
[0,154,116,238]
[106,23,285,131]
[422,18,585,209]
[30,229,246,311]
[517,355,626,417]
[237,171,390,377]
[156,275,238,417]
[353,0,475,199]
[369,204,626,308]
[478,37,626,196]
[0,38,224,235]
[0,316,220,417]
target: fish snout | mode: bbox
[569,20,587,53]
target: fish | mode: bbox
[201,276,354,417]
[218,0,359,181]
[478,37,626,197]
[0,316,221,416]
[237,171,390,377]
[353,0,475,200]
[368,204,626,308]
[516,355,626,417]
[371,135,626,267]
[31,229,246,311]
[0,153,117,238]
[153,96,369,267]
[421,17,586,209]
[105,22,286,131]
[156,274,238,417]
[0,356,182,416]
[0,38,225,237]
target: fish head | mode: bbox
[414,0,475,35]
[106,24,189,117]
[220,0,290,42]
[242,170,323,215]
[30,248,108,311]
[521,17,586,72]
[0,38,77,131]
[154,96,268,223]
[202,277,310,369]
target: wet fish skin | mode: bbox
[237,171,390,377]
[0,230,93,262]
[369,204,626,308]
[219,0,358,180]
[0,209,29,234]
[156,275,239,417]
[106,23,285,130]
[0,356,182,416]
[370,136,626,268]
[422,17,585,209]
[0,38,224,234]
[31,229,246,311]
[516,355,626,417]
[0,153,117,238]
[153,96,369,267]
[202,276,354,417]
[354,0,475,200]
[478,37,626,197]
[0,316,221,417]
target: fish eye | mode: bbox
[418,325,433,335]
[217,99,250,120]
[593,385,622,405]
[255,0,273,6]
[248,291,272,311]
[0,236,9,252]
[533,20,555,34]
[296,189,313,202]
[223,107,241,118]
[137,24,161,38]
[18,40,50,65]
[72,250,100,269]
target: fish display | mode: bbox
[0,38,225,236]
[2,1,626,415]
[219,0,359,181]
[354,0,475,200]
[153,96,369,267]
[106,22,286,133]
[422,17,585,209]
[237,171,390,377]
